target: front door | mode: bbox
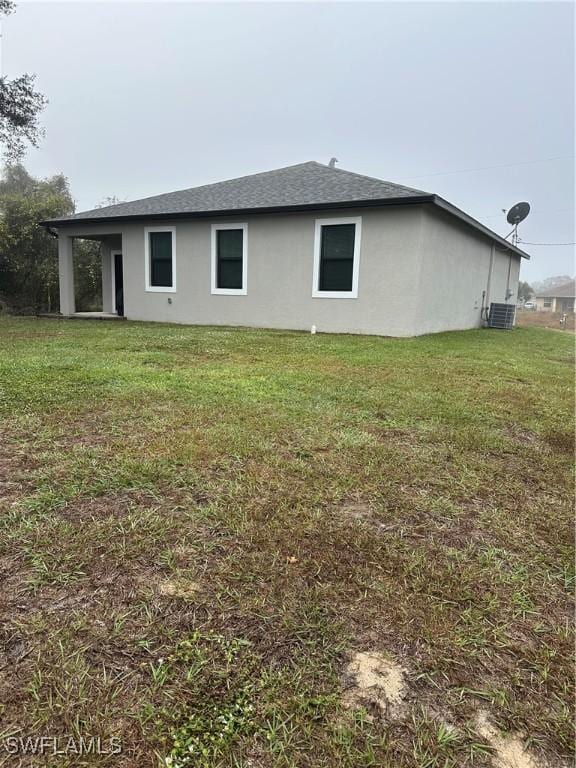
[114,253,124,316]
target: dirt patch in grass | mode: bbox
[335,496,493,551]
[504,424,545,448]
[0,434,38,502]
[55,490,171,521]
[336,500,375,524]
[158,579,201,599]
[342,651,408,720]
[475,710,549,768]
[543,429,574,454]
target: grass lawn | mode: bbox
[0,317,573,768]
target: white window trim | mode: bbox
[312,216,361,299]
[144,226,177,292]
[110,249,122,313]
[211,223,248,296]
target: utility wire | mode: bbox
[480,206,574,221]
[402,155,573,180]
[518,240,576,246]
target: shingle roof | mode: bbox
[46,161,430,223]
[42,160,530,259]
[535,280,575,298]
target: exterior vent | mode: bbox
[488,302,516,330]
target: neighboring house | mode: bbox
[533,280,575,313]
[42,161,529,337]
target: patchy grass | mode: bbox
[0,317,573,767]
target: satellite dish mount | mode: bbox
[505,201,530,246]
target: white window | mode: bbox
[144,226,176,292]
[211,223,248,295]
[312,217,361,298]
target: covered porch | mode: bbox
[58,230,124,317]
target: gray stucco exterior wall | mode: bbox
[413,207,521,334]
[58,203,521,337]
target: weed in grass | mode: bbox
[158,632,258,767]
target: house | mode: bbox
[533,280,575,313]
[42,161,529,337]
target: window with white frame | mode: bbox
[312,217,361,298]
[145,227,176,292]
[211,223,247,295]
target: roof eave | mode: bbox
[535,292,575,298]
[39,195,435,228]
[40,195,531,260]
[432,196,531,260]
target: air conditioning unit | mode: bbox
[488,302,516,330]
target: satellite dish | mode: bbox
[506,202,530,225]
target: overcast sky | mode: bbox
[4,1,574,282]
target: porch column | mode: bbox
[58,234,75,316]
[101,243,113,313]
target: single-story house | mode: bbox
[533,280,575,313]
[42,161,529,337]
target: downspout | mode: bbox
[482,244,495,325]
[505,251,512,302]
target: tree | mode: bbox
[532,275,573,294]
[0,1,46,160]
[96,195,125,208]
[0,164,102,313]
[74,239,102,312]
[517,280,534,303]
